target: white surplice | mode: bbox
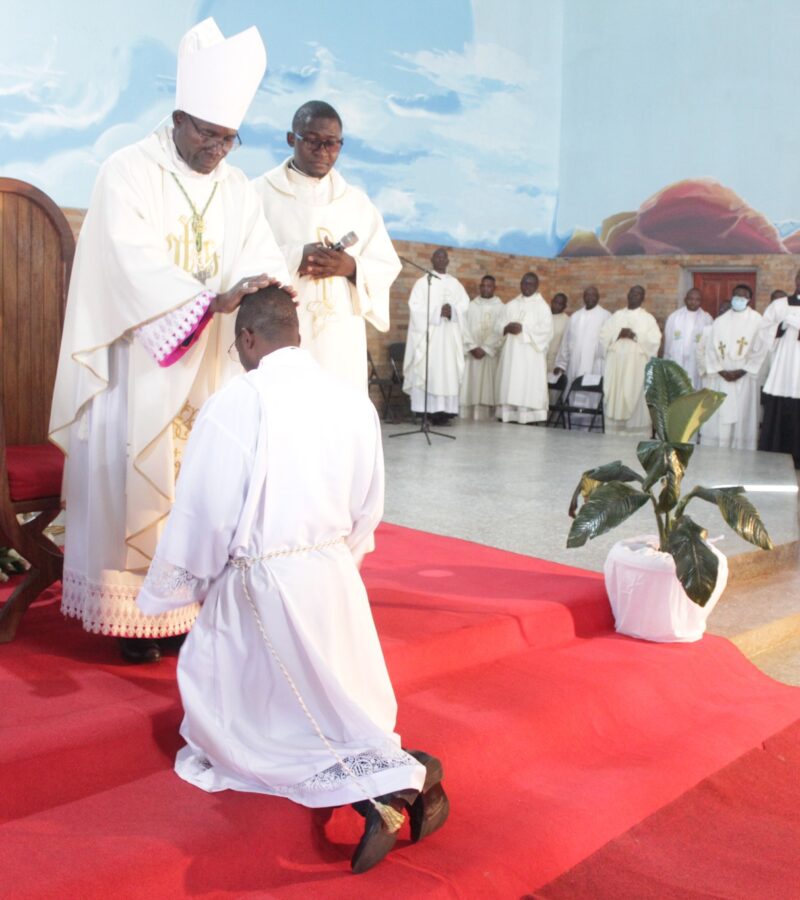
[49,125,290,638]
[761,297,800,400]
[137,348,426,807]
[663,306,713,389]
[599,307,662,435]
[253,160,401,391]
[460,295,504,420]
[546,312,570,372]
[697,307,767,449]
[403,273,470,414]
[554,304,611,428]
[495,293,553,423]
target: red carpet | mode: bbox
[1,523,799,898]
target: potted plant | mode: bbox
[567,358,773,642]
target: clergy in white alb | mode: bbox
[697,286,767,450]
[547,292,570,373]
[599,285,662,435]
[495,272,554,424]
[48,19,291,663]
[663,288,713,389]
[403,248,470,420]
[253,101,400,391]
[460,274,504,420]
[759,273,800,467]
[137,288,447,874]
[554,286,611,428]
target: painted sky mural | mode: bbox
[2,1,799,257]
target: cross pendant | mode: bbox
[736,336,748,356]
[717,341,726,359]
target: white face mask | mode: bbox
[730,296,749,312]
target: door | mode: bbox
[692,271,756,318]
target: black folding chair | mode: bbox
[546,373,568,427]
[558,375,605,432]
[367,350,396,422]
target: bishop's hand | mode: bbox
[504,322,522,335]
[440,303,452,320]
[210,274,296,315]
[617,328,636,340]
[470,347,486,359]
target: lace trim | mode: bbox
[61,568,200,638]
[134,291,214,363]
[272,747,418,797]
[141,557,209,606]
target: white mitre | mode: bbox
[175,17,267,130]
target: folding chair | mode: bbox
[546,373,568,427]
[367,350,396,422]
[559,375,605,432]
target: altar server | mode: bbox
[138,287,448,873]
[554,286,611,427]
[697,285,767,450]
[49,18,290,663]
[759,271,800,466]
[663,288,712,389]
[599,285,662,435]
[547,292,570,372]
[495,272,554,424]
[254,101,401,390]
[460,274,504,420]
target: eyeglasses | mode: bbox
[186,113,242,151]
[227,331,244,362]
[293,133,344,153]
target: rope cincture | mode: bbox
[230,538,406,834]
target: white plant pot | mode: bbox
[604,535,728,643]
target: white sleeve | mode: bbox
[134,290,214,364]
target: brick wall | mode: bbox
[61,208,800,371]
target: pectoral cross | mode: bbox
[736,336,749,357]
[717,340,726,360]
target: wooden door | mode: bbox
[692,271,757,318]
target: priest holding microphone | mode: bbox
[254,101,402,390]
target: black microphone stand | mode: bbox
[390,256,456,445]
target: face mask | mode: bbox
[730,296,749,312]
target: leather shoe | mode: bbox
[350,789,417,874]
[404,750,450,842]
[118,637,161,664]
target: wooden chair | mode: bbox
[0,178,74,642]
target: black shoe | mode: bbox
[118,637,161,664]
[350,789,417,874]
[404,750,450,842]
[158,633,187,652]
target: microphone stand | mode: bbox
[390,256,457,445]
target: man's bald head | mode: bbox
[234,286,300,370]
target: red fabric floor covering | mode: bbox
[1,523,799,898]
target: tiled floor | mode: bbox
[381,418,799,572]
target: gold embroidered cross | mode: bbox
[717,341,726,360]
[736,336,749,356]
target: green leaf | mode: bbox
[682,486,774,550]
[666,515,720,607]
[568,460,643,517]
[567,482,651,548]
[665,389,727,443]
[637,440,694,512]
[644,358,694,440]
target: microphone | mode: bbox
[328,231,358,252]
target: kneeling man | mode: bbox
[137,287,447,873]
